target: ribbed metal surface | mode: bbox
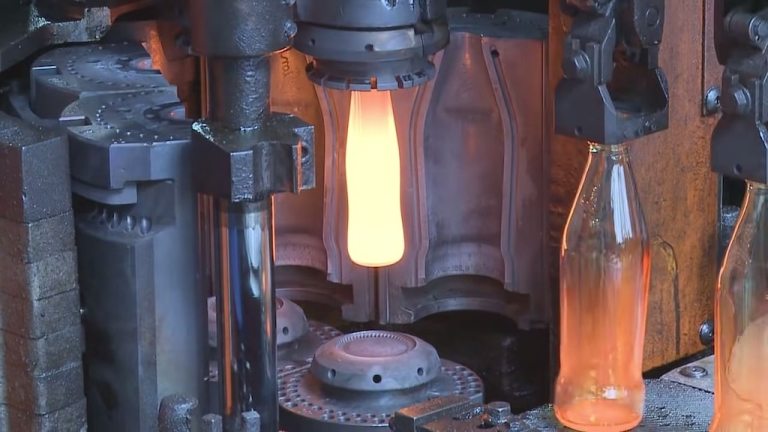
[515,380,712,431]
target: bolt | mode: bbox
[722,83,751,115]
[703,87,721,116]
[283,21,298,40]
[562,50,590,80]
[486,401,511,424]
[679,365,709,379]
[699,319,714,346]
[138,217,152,235]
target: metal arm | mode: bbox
[712,1,768,182]
[555,0,669,144]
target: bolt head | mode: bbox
[679,365,709,379]
[562,50,590,80]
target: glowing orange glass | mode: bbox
[345,90,405,267]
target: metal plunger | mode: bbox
[188,0,316,430]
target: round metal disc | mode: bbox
[311,331,442,392]
[279,360,484,431]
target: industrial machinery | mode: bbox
[0,0,744,431]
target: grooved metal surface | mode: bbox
[515,380,713,431]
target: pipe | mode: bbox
[206,57,271,129]
[216,200,277,430]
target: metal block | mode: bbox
[191,113,314,202]
[0,114,71,223]
[0,290,81,340]
[0,251,78,300]
[4,362,85,415]
[63,89,192,190]
[0,213,75,264]
[30,43,172,119]
[1,399,87,432]
[3,325,83,375]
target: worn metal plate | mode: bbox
[515,380,713,431]
[30,42,170,119]
[660,355,714,393]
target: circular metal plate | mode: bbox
[312,331,442,392]
[279,360,484,432]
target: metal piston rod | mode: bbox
[188,0,315,430]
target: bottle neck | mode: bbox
[746,181,768,193]
[588,142,631,158]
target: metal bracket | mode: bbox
[555,0,669,144]
[711,3,768,182]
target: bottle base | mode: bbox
[555,399,641,432]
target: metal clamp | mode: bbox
[711,3,768,182]
[555,0,669,144]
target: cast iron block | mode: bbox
[62,88,192,190]
[0,213,76,264]
[0,399,87,432]
[191,113,314,202]
[0,251,78,301]
[0,290,82,340]
[0,113,71,223]
[4,362,85,415]
[3,325,83,375]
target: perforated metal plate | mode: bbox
[279,361,484,432]
[278,322,343,378]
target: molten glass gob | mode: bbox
[345,90,405,268]
[555,142,651,432]
[711,182,768,432]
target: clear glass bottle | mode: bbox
[711,182,768,432]
[554,142,651,432]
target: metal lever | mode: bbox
[556,0,669,144]
[712,3,768,182]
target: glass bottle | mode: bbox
[711,182,768,432]
[554,142,651,432]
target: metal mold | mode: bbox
[279,331,484,432]
[316,10,548,324]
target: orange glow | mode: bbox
[345,90,404,267]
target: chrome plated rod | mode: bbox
[216,199,277,431]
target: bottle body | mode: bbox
[711,182,768,432]
[555,143,650,432]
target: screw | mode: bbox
[703,86,721,116]
[283,21,298,40]
[699,319,714,346]
[679,365,709,379]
